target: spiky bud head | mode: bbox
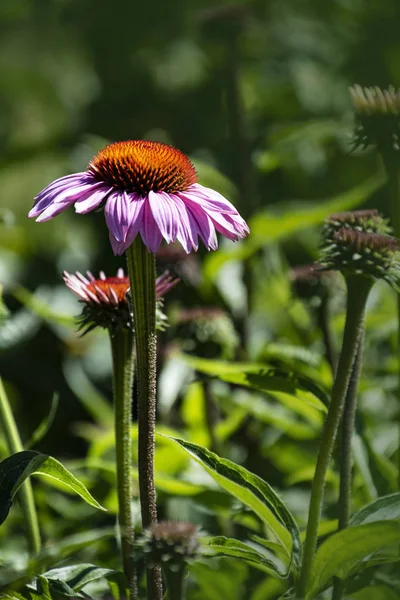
[139,521,200,570]
[320,228,400,289]
[349,84,400,153]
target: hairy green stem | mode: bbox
[332,334,364,600]
[381,153,400,489]
[110,329,137,599]
[316,298,336,372]
[126,238,163,600]
[297,276,372,598]
[0,377,41,554]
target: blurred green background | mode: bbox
[1,1,400,594]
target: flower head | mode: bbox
[30,140,249,255]
[63,268,178,334]
[349,84,400,152]
[139,521,200,569]
[320,228,400,289]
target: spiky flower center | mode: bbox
[88,140,197,194]
[87,277,129,304]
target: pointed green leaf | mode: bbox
[166,436,302,574]
[308,521,400,598]
[350,493,400,526]
[44,563,121,592]
[203,536,288,578]
[0,450,105,525]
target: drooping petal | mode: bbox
[34,172,89,199]
[185,183,239,214]
[184,202,218,251]
[31,179,107,221]
[74,185,113,214]
[148,190,179,244]
[104,190,132,243]
[140,200,163,253]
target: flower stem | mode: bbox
[297,276,372,598]
[331,334,364,600]
[0,377,41,555]
[164,566,186,600]
[381,152,400,489]
[126,237,163,600]
[110,328,137,599]
[316,297,336,372]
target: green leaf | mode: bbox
[0,450,105,525]
[43,563,121,592]
[350,493,400,526]
[203,536,288,578]
[180,354,327,420]
[166,436,302,574]
[308,521,400,598]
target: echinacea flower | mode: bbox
[30,140,249,255]
[63,268,178,334]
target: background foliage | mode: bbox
[2,0,400,598]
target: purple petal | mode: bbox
[104,191,132,242]
[148,191,179,244]
[34,172,89,198]
[184,183,239,213]
[123,196,146,248]
[184,203,218,250]
[75,185,113,214]
[140,200,163,253]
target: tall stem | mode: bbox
[332,334,364,600]
[316,297,336,372]
[110,329,137,599]
[381,152,400,489]
[0,377,41,554]
[164,566,186,600]
[126,237,163,600]
[297,276,372,598]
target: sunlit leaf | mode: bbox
[0,451,105,525]
[203,536,289,578]
[309,521,400,598]
[167,436,302,574]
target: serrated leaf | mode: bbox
[350,493,400,526]
[308,521,400,598]
[166,436,302,575]
[0,450,105,525]
[203,536,288,578]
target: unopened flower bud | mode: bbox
[320,228,400,289]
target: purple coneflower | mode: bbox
[63,268,178,333]
[30,140,249,255]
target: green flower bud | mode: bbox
[320,227,400,289]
